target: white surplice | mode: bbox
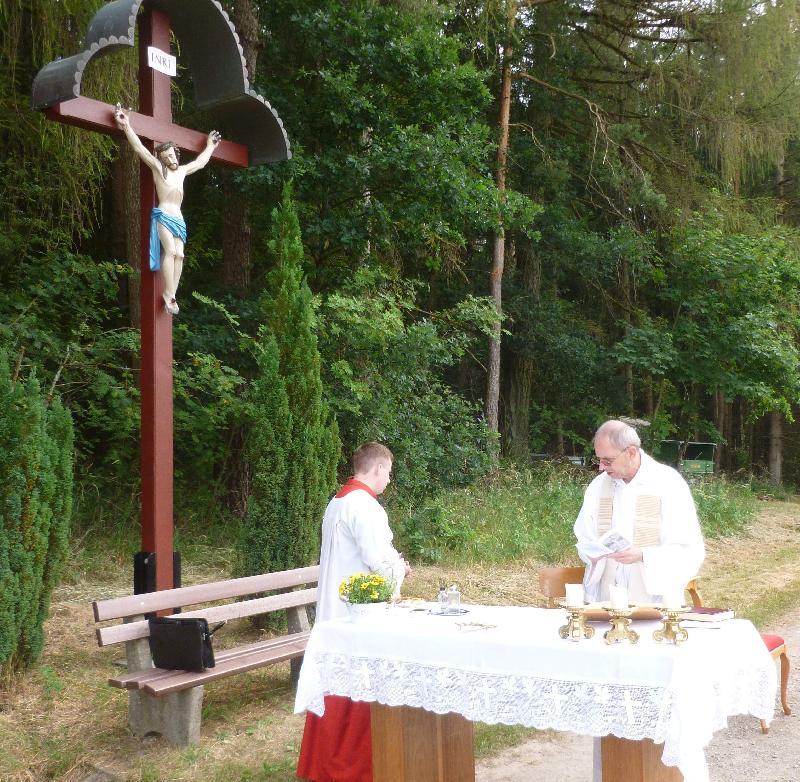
[315,482,405,622]
[574,450,705,603]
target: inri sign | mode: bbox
[148,46,176,77]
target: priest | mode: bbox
[297,442,410,782]
[574,419,705,604]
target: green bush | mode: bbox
[318,269,496,502]
[0,348,74,676]
[235,188,340,577]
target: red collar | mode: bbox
[335,478,377,499]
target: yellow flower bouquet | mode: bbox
[339,572,395,604]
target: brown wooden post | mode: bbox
[138,8,174,591]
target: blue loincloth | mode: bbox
[150,208,187,271]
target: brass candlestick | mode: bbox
[558,605,595,641]
[653,608,689,645]
[604,608,639,645]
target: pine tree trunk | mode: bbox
[502,241,540,459]
[766,154,786,485]
[645,375,654,418]
[555,417,565,456]
[714,389,725,473]
[222,182,252,294]
[620,259,634,415]
[486,8,514,455]
[503,352,534,459]
[768,411,783,485]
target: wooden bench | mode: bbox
[92,565,319,745]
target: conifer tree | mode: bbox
[235,333,293,576]
[0,348,74,675]
[236,187,340,575]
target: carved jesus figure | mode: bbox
[113,103,221,314]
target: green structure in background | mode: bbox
[655,440,717,476]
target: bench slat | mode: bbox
[93,565,320,622]
[109,632,311,690]
[142,634,310,695]
[97,587,316,647]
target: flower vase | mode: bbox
[345,601,388,622]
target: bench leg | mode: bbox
[290,656,303,685]
[124,636,204,745]
[128,687,204,745]
[287,604,312,686]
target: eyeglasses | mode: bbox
[591,449,628,468]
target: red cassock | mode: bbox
[296,694,372,782]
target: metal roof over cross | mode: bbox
[32,0,290,593]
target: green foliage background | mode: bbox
[1,0,800,594]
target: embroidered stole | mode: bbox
[596,475,661,546]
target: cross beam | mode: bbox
[40,7,251,592]
[46,96,249,168]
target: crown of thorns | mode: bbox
[155,141,180,160]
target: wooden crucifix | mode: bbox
[32,0,290,593]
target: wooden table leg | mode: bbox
[601,736,682,782]
[371,703,475,782]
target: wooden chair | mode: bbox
[538,567,705,609]
[539,566,586,607]
[685,578,703,608]
[759,635,792,733]
[668,580,791,732]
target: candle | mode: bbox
[662,589,684,610]
[565,583,584,607]
[609,585,628,610]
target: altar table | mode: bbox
[294,604,776,782]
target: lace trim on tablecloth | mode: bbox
[305,651,777,771]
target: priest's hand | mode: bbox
[608,545,643,564]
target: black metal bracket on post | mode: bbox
[134,551,182,618]
[133,551,182,593]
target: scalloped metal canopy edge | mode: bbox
[31,0,290,166]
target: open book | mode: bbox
[581,531,632,588]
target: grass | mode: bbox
[395,462,761,567]
[3,467,795,780]
[743,573,800,628]
[690,475,758,538]
[396,462,588,565]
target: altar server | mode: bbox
[574,419,705,604]
[297,442,409,782]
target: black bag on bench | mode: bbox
[148,617,224,672]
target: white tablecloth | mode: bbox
[295,604,776,782]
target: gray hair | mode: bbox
[593,420,641,449]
